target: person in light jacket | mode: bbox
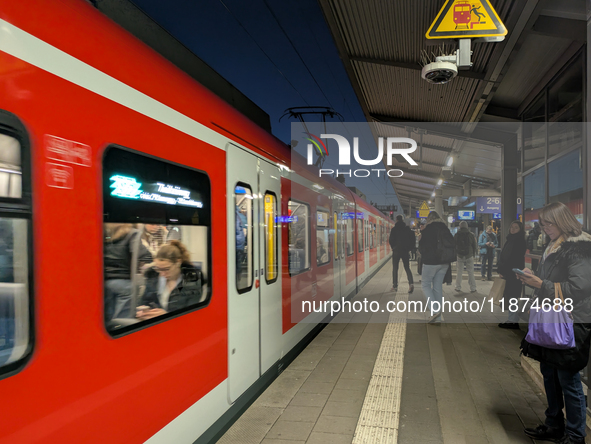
[478,226,498,281]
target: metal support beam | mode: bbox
[501,136,519,248]
[349,56,486,80]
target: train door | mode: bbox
[258,160,281,374]
[227,144,280,402]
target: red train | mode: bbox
[0,1,393,442]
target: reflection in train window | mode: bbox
[346,216,353,256]
[358,218,363,252]
[0,218,30,368]
[316,209,330,266]
[288,201,309,275]
[0,134,22,199]
[264,193,278,283]
[333,212,338,259]
[235,184,253,291]
[103,147,211,336]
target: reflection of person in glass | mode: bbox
[141,224,168,257]
[137,240,202,320]
[104,223,152,320]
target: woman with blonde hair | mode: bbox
[418,211,456,323]
[519,202,591,444]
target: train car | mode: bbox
[0,1,393,443]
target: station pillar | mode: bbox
[501,135,518,248]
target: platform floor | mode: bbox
[217,261,549,444]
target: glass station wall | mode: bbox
[521,51,584,253]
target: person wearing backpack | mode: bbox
[478,226,498,281]
[419,211,456,323]
[454,221,477,293]
[389,215,414,293]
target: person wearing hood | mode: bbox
[497,220,527,329]
[454,221,478,293]
[419,211,455,323]
[518,202,591,444]
[389,215,414,293]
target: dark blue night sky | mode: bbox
[131,0,400,208]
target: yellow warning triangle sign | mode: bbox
[419,201,430,218]
[426,0,507,39]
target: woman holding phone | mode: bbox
[517,202,591,444]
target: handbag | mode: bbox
[525,283,575,350]
[489,277,506,306]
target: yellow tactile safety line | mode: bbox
[352,291,408,444]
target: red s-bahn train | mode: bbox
[0,1,394,442]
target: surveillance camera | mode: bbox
[421,61,458,84]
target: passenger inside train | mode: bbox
[136,241,202,321]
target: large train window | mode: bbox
[288,200,309,275]
[235,184,253,291]
[316,209,330,266]
[103,147,211,336]
[0,112,33,378]
[264,193,277,283]
[357,218,363,252]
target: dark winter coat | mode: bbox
[497,231,527,278]
[389,221,413,253]
[454,227,477,258]
[104,229,152,280]
[419,220,453,265]
[141,262,203,312]
[521,232,591,372]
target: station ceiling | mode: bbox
[318,0,586,211]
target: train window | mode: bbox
[316,209,330,266]
[235,185,253,291]
[0,134,22,199]
[103,147,211,336]
[346,216,353,256]
[264,193,277,283]
[0,114,33,378]
[0,218,30,371]
[333,212,338,260]
[365,220,369,251]
[288,201,310,274]
[357,218,363,252]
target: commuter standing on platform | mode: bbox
[389,215,414,293]
[419,211,456,323]
[519,202,591,444]
[454,221,477,293]
[497,220,527,329]
[479,226,498,281]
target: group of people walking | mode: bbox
[388,202,591,444]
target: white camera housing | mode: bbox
[421,61,458,85]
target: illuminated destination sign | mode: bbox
[110,175,203,208]
[275,215,298,223]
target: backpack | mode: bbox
[436,227,456,263]
[456,231,470,257]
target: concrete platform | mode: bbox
[217,261,554,444]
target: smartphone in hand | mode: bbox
[512,268,526,275]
